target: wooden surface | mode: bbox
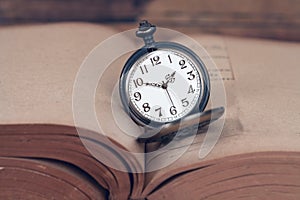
[0,0,149,23]
[0,0,299,41]
[141,0,300,41]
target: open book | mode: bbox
[0,23,299,200]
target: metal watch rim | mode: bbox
[119,41,210,128]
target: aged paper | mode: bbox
[144,34,300,190]
[0,23,144,155]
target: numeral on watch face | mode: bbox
[142,103,150,112]
[170,106,177,115]
[150,56,161,66]
[179,59,187,69]
[133,78,143,88]
[134,92,141,101]
[187,71,195,80]
[181,98,189,107]
[168,55,172,63]
[128,49,201,123]
[155,107,163,117]
[140,65,148,74]
[188,85,195,94]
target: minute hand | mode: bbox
[165,88,175,106]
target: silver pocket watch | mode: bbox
[119,20,224,143]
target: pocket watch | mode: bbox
[119,20,223,142]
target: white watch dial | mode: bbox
[126,48,202,123]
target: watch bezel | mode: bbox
[119,41,210,128]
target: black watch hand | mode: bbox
[145,82,162,88]
[162,71,176,88]
[165,88,174,106]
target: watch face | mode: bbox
[125,48,203,124]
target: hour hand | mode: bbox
[145,82,163,88]
[166,71,176,82]
[162,71,176,88]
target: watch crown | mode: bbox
[136,20,156,48]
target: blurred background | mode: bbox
[0,0,299,41]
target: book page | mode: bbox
[144,34,300,193]
[0,23,144,156]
